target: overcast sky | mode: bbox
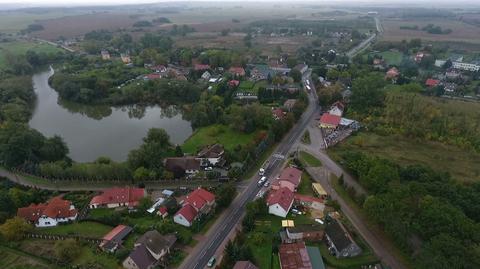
[1,0,478,8]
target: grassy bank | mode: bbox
[0,40,61,70]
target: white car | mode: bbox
[264,181,270,187]
[258,168,265,176]
[204,167,213,171]
[314,218,324,225]
[258,176,267,186]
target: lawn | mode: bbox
[297,173,314,196]
[329,132,480,182]
[298,151,322,167]
[35,221,113,238]
[182,124,259,154]
[0,40,62,70]
[237,80,267,94]
[378,51,403,65]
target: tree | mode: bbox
[54,239,81,263]
[290,69,302,83]
[349,74,386,114]
[215,184,237,208]
[0,217,32,241]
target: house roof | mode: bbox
[174,203,198,223]
[278,242,313,269]
[136,230,176,255]
[287,224,324,234]
[184,188,215,210]
[319,113,341,127]
[229,80,240,87]
[197,144,224,159]
[158,206,168,215]
[127,244,157,269]
[90,187,145,206]
[272,108,285,119]
[325,219,355,252]
[278,167,302,186]
[294,194,324,204]
[194,64,210,71]
[284,99,297,109]
[145,73,161,80]
[267,187,294,212]
[102,225,133,242]
[229,66,246,76]
[425,78,440,87]
[17,196,77,223]
[312,183,327,196]
[386,67,399,78]
[331,101,345,111]
[164,157,201,172]
[233,261,259,269]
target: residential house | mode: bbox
[174,188,216,227]
[329,101,345,117]
[425,78,440,88]
[267,187,294,217]
[99,225,133,253]
[325,218,362,258]
[294,63,308,74]
[17,196,77,227]
[143,73,162,81]
[194,64,210,71]
[414,52,429,63]
[372,58,385,70]
[164,157,201,178]
[150,65,167,73]
[278,242,313,269]
[249,64,275,81]
[272,108,285,120]
[285,224,324,242]
[89,187,146,209]
[444,82,457,93]
[294,194,325,211]
[121,53,131,64]
[385,67,399,81]
[197,143,225,167]
[435,60,480,72]
[271,167,303,192]
[123,231,176,269]
[319,113,341,129]
[233,260,258,269]
[283,99,297,112]
[229,66,246,77]
[101,50,110,60]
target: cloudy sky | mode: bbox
[0,0,477,8]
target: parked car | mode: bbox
[205,167,213,171]
[264,181,270,187]
[314,218,324,225]
[258,168,265,176]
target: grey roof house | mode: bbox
[325,218,362,258]
[123,230,177,269]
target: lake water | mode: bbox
[28,67,193,162]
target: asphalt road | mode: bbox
[179,74,320,269]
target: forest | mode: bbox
[339,150,480,269]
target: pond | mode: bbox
[28,67,193,162]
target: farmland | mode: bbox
[381,18,480,44]
[0,245,53,269]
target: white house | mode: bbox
[17,196,78,227]
[267,187,294,217]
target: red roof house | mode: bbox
[144,73,161,80]
[385,67,400,80]
[229,66,246,77]
[272,108,285,120]
[319,113,341,129]
[425,78,440,87]
[174,188,215,227]
[272,167,303,192]
[229,80,240,87]
[17,196,78,227]
[194,64,210,71]
[89,187,146,209]
[99,225,133,253]
[267,187,295,217]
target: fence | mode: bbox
[25,233,102,244]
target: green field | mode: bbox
[329,132,480,182]
[298,151,322,167]
[297,172,315,196]
[182,124,259,154]
[0,40,61,70]
[237,80,268,94]
[35,221,113,238]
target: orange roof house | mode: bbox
[17,196,77,227]
[89,187,146,209]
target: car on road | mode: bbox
[258,168,265,176]
[207,256,216,267]
[258,176,267,186]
